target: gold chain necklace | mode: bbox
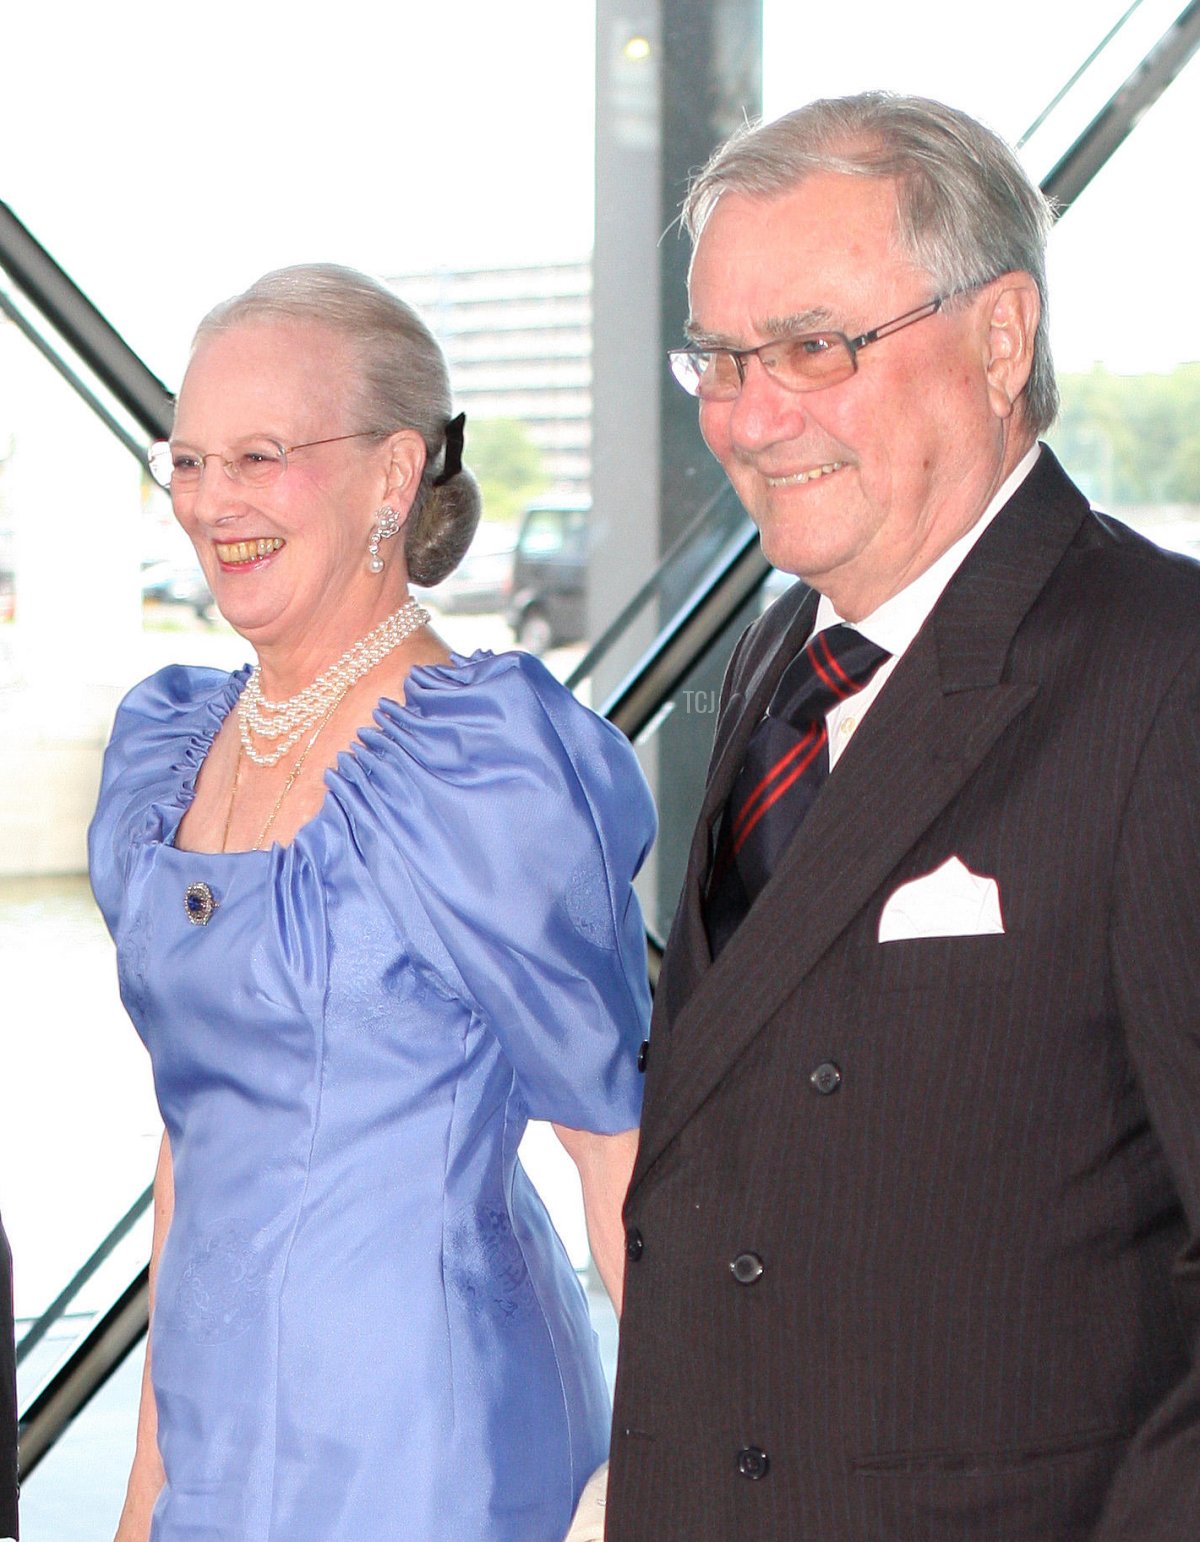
[223,693,345,853]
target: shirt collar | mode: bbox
[814,442,1042,655]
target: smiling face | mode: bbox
[170,319,423,669]
[688,172,1039,619]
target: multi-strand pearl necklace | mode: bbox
[237,597,430,767]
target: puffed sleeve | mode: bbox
[328,650,655,1131]
[88,664,243,934]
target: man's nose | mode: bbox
[726,355,809,451]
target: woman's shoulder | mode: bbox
[89,664,248,928]
[373,648,647,801]
[111,662,244,738]
[337,648,655,866]
[103,663,245,780]
[102,662,241,805]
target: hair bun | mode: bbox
[404,467,482,588]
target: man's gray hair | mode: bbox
[683,92,1058,433]
[194,263,480,586]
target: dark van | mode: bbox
[506,499,589,653]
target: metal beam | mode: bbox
[0,290,146,465]
[18,1270,148,1479]
[601,525,766,741]
[0,201,173,439]
[15,1185,151,1369]
[1042,0,1200,213]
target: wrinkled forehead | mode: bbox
[685,174,913,337]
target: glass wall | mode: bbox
[3,1,1199,1533]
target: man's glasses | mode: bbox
[147,430,386,491]
[668,297,948,400]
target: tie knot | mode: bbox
[770,623,890,727]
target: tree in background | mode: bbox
[464,416,548,525]
[1051,363,1200,507]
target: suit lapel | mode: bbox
[656,589,819,1025]
[634,448,1092,1190]
[704,589,821,823]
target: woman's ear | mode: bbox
[382,429,428,522]
[983,273,1040,422]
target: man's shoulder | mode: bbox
[1022,447,1200,605]
[1076,504,1200,576]
[1002,497,1200,713]
[954,449,1200,667]
[1065,505,1200,630]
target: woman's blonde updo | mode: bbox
[192,263,482,587]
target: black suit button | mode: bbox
[737,1446,770,1480]
[730,1251,764,1285]
[809,1060,842,1095]
[625,1226,644,1262]
[637,1038,650,1073]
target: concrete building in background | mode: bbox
[390,260,592,498]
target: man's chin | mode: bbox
[753,521,825,586]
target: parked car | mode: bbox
[506,499,589,653]
[412,522,515,615]
[140,560,214,621]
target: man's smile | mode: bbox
[763,460,848,488]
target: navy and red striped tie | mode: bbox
[704,624,889,957]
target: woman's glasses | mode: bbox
[147,430,385,491]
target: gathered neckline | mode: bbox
[163,649,505,858]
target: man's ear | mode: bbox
[382,429,427,523]
[983,273,1040,421]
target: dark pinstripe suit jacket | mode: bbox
[608,449,1200,1541]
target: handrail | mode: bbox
[1041,0,1200,213]
[600,525,767,738]
[0,290,146,465]
[0,201,173,439]
[565,479,744,692]
[17,1271,149,1478]
[1017,0,1145,148]
[15,1184,152,1369]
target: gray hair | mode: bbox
[194,263,481,586]
[683,92,1058,433]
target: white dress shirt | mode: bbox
[812,445,1042,769]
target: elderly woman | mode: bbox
[89,264,653,1542]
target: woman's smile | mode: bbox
[214,537,286,567]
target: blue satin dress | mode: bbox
[88,650,654,1542]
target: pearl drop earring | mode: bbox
[367,506,402,573]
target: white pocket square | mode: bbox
[878,855,1004,942]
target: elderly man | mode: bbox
[607,93,1200,1541]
